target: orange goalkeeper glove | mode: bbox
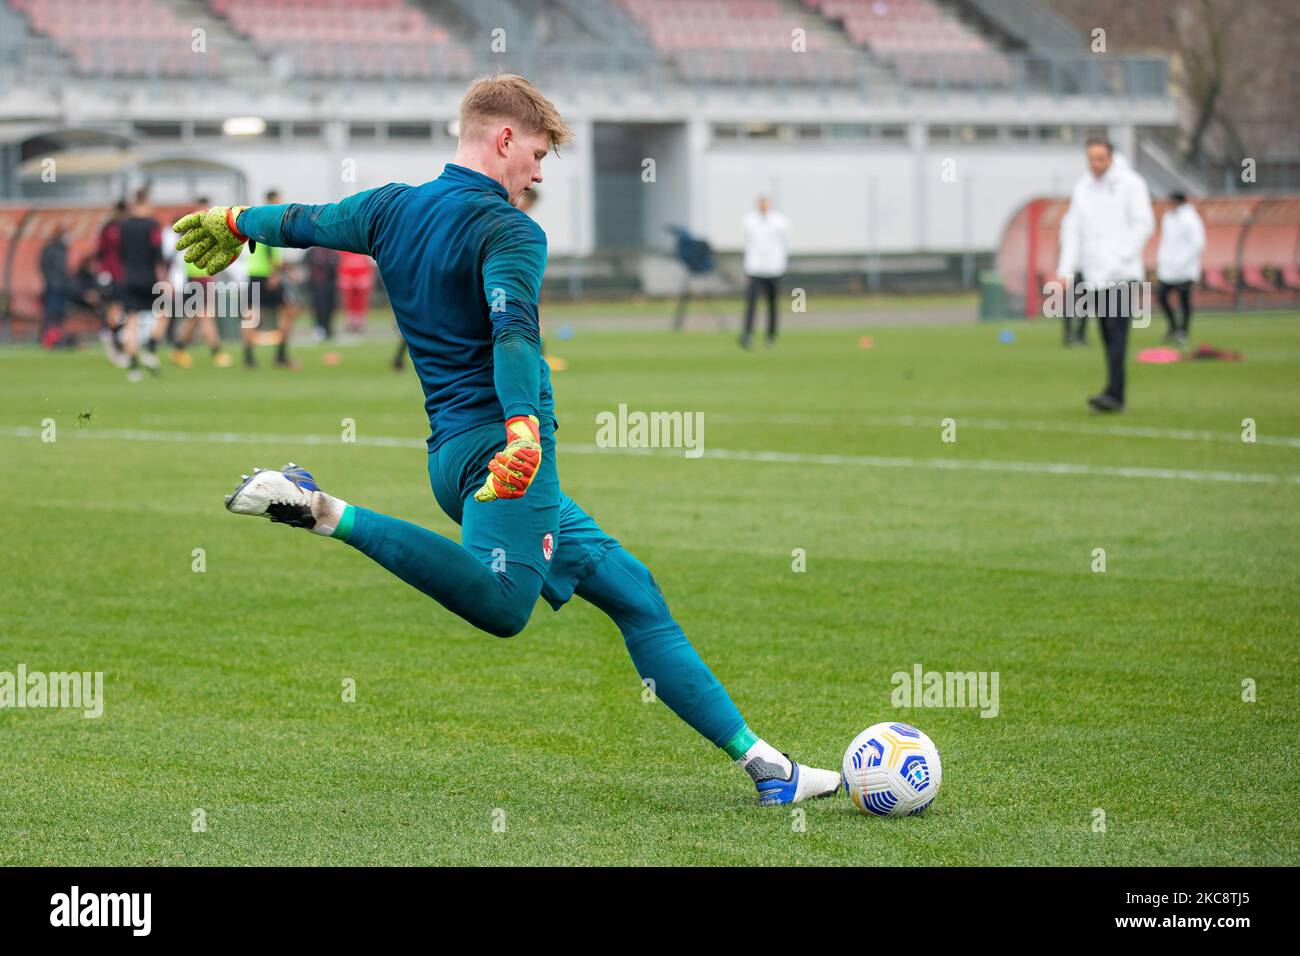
[473,415,542,502]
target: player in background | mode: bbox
[337,250,374,336]
[38,225,72,349]
[164,196,233,368]
[305,245,340,342]
[118,186,167,383]
[265,189,304,369]
[175,74,841,806]
[740,194,789,350]
[1155,192,1205,347]
[242,189,301,370]
[95,199,128,367]
[1054,140,1154,412]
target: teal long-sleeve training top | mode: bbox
[236,163,554,450]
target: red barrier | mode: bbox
[996,194,1300,317]
[1238,197,1300,297]
[1,203,193,337]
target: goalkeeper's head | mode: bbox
[454,73,573,207]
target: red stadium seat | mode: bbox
[1240,266,1276,291]
[1200,267,1234,293]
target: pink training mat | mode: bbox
[1137,345,1245,364]
[1137,348,1183,364]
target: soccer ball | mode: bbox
[842,722,942,817]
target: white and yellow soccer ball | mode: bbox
[842,722,942,817]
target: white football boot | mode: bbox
[224,463,342,536]
[747,754,843,806]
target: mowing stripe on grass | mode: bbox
[3,425,1297,486]
[712,414,1300,448]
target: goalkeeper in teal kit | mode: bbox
[175,74,840,805]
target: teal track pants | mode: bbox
[339,429,746,748]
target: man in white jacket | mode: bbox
[740,195,789,349]
[1054,138,1154,412]
[1155,192,1206,346]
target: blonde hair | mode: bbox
[458,73,573,151]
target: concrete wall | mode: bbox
[699,140,1094,256]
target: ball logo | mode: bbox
[851,739,884,771]
[900,754,931,793]
[541,532,554,562]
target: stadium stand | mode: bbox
[539,0,657,52]
[805,0,1014,86]
[613,0,866,86]
[9,0,226,78]
[994,195,1300,317]
[0,0,1196,323]
[209,0,474,80]
[7,0,482,82]
[0,0,1170,96]
[957,0,1084,52]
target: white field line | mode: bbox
[2,425,1297,486]
[709,413,1300,448]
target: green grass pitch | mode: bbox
[1,309,1297,865]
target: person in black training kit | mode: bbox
[305,245,340,342]
[95,199,128,365]
[118,185,167,382]
[39,225,72,348]
[1054,139,1154,413]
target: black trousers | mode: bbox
[1063,311,1088,343]
[310,282,337,339]
[1087,283,1134,403]
[1157,281,1192,334]
[41,288,68,336]
[742,275,779,342]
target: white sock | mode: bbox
[309,491,347,537]
[736,739,792,783]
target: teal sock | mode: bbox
[722,725,758,761]
[330,503,356,541]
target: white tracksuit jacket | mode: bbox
[1055,155,1155,285]
[1155,203,1206,285]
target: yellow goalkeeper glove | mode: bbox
[172,205,252,275]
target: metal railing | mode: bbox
[959,0,1086,53]
[0,33,1169,103]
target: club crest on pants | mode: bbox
[541,532,554,562]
